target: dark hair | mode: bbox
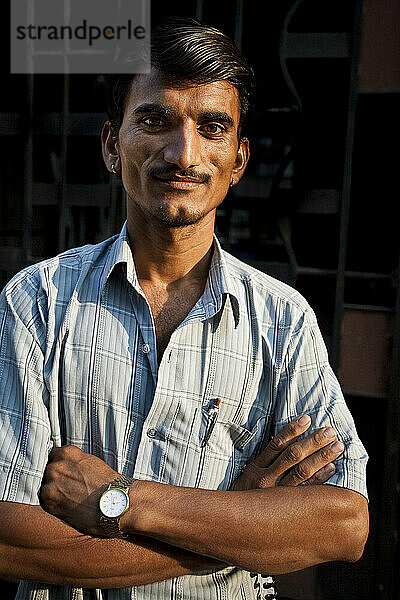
[106,16,255,137]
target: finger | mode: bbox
[262,427,339,483]
[252,415,312,469]
[302,463,336,486]
[278,440,344,486]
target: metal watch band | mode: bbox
[109,474,135,490]
[99,475,135,538]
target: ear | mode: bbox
[230,137,250,187]
[101,121,120,173]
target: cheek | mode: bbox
[210,149,239,182]
[119,139,152,181]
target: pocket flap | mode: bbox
[221,421,256,450]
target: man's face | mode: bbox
[109,68,249,228]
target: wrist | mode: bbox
[119,479,149,536]
[98,475,136,538]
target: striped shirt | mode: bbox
[0,222,368,600]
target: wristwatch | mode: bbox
[99,474,135,538]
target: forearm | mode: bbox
[122,482,369,574]
[0,502,222,588]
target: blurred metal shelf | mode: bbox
[0,113,24,136]
[34,112,107,136]
[0,112,106,136]
[284,32,351,58]
[32,182,111,207]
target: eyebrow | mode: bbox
[200,111,235,128]
[133,103,175,118]
[133,103,235,128]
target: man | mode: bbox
[0,17,368,600]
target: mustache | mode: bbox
[147,165,211,183]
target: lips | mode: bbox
[154,176,205,189]
[155,176,204,183]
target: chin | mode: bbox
[153,202,207,228]
[155,210,205,228]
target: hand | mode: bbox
[231,415,344,491]
[40,445,119,536]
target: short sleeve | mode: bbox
[274,305,368,500]
[0,273,51,504]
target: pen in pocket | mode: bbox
[202,398,221,447]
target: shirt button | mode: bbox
[141,343,151,354]
[147,428,158,438]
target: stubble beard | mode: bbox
[154,203,207,228]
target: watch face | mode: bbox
[99,488,129,518]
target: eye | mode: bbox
[200,122,226,136]
[140,115,165,128]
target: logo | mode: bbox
[11,0,150,74]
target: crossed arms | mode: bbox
[0,416,369,588]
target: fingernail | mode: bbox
[298,415,311,426]
[324,427,336,439]
[331,441,344,453]
[324,463,335,474]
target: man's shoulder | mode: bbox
[1,233,120,303]
[221,248,311,316]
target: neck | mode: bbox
[127,206,215,288]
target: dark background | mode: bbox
[1,0,399,598]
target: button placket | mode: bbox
[135,333,185,481]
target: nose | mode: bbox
[162,120,201,169]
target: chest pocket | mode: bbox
[196,409,270,489]
[199,296,271,489]
[190,298,272,490]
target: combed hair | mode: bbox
[106,16,255,137]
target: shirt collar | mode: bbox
[207,235,240,327]
[100,221,140,293]
[101,222,240,327]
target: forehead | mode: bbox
[123,68,241,123]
